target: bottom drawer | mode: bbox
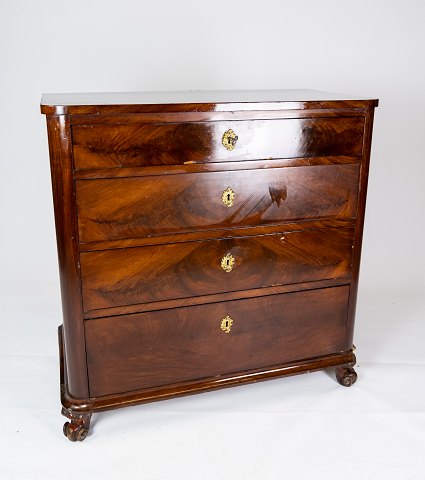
[86,286,349,397]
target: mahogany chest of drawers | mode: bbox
[41,89,378,441]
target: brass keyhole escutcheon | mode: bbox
[221,187,235,207]
[222,129,238,151]
[221,253,235,273]
[220,315,233,334]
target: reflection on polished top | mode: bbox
[40,89,378,111]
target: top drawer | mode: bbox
[72,117,365,170]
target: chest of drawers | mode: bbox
[41,89,378,441]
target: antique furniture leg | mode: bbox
[59,325,92,441]
[335,354,358,387]
[62,407,92,442]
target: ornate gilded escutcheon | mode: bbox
[221,187,235,207]
[222,129,238,151]
[220,315,233,334]
[221,253,235,273]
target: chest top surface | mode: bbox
[40,89,378,115]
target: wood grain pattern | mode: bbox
[83,278,351,319]
[69,109,366,126]
[80,227,354,312]
[60,318,356,413]
[78,218,355,253]
[73,155,361,181]
[72,117,364,169]
[85,286,349,397]
[76,164,360,243]
[44,101,376,116]
[41,90,377,439]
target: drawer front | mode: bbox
[80,227,353,312]
[76,164,360,243]
[85,286,349,396]
[72,117,364,170]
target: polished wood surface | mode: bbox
[78,218,354,253]
[345,108,376,350]
[45,116,89,400]
[81,227,354,312]
[83,277,351,319]
[41,90,377,440]
[76,164,360,242]
[74,155,361,181]
[86,286,349,396]
[41,89,378,115]
[42,89,377,106]
[59,324,356,414]
[72,117,364,169]
[69,109,367,127]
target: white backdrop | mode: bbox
[1,1,424,478]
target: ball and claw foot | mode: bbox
[335,366,358,387]
[61,407,92,442]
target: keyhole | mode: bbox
[227,193,231,202]
[225,320,229,328]
[226,259,230,266]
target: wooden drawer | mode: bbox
[80,227,353,312]
[85,286,349,396]
[72,117,364,170]
[76,164,360,243]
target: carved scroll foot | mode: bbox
[335,352,357,387]
[61,407,92,442]
[335,366,358,387]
